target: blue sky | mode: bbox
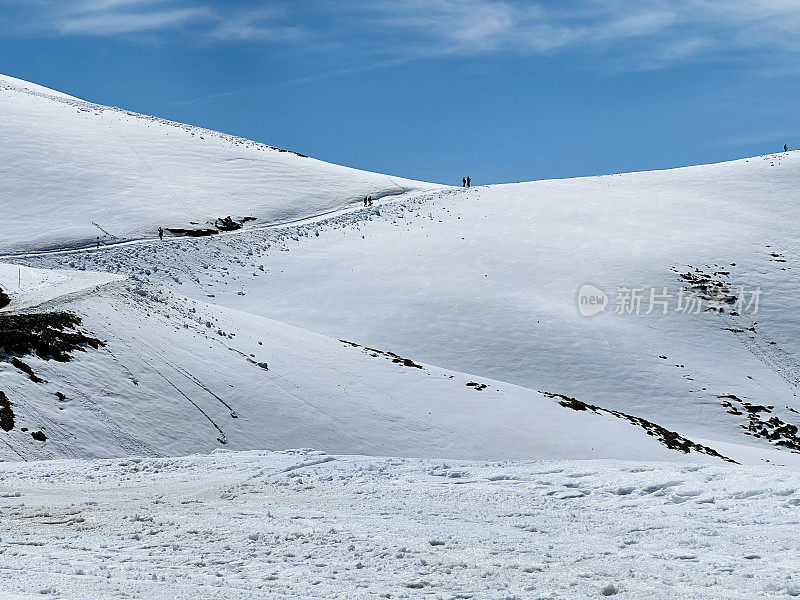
[2,0,800,184]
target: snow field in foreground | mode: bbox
[2,450,800,599]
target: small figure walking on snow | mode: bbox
[367,196,373,206]
[363,197,368,207]
[158,227,164,240]
[785,144,789,152]
[462,177,466,187]
[96,236,100,249]
[466,176,471,188]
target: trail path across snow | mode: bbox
[0,186,455,259]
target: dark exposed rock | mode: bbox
[168,216,257,237]
[466,382,488,391]
[166,227,218,237]
[673,265,738,313]
[340,340,424,369]
[11,357,46,383]
[0,311,104,362]
[0,391,13,431]
[718,394,800,451]
[541,391,737,463]
[215,216,243,231]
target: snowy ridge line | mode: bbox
[0,77,308,159]
[0,279,126,315]
[0,186,456,259]
[485,149,798,185]
[0,264,125,314]
[2,73,440,254]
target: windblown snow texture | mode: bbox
[2,450,800,599]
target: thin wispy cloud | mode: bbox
[1,0,305,39]
[0,0,213,36]
[58,6,213,35]
[209,5,306,41]
[5,1,800,72]
[362,0,800,67]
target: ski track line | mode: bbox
[0,435,28,461]
[103,302,243,420]
[1,378,79,460]
[716,246,800,392]
[127,355,228,446]
[144,343,239,418]
[90,319,230,446]
[115,334,229,445]
[218,326,429,435]
[56,373,162,458]
[722,312,800,389]
[30,309,165,457]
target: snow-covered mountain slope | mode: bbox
[0,74,433,253]
[4,75,800,467]
[1,262,754,464]
[26,152,800,463]
[3,449,800,599]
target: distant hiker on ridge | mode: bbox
[785,144,789,152]
[368,196,373,206]
[466,176,471,187]
[462,177,466,187]
[158,227,164,240]
[363,197,368,207]
[96,236,100,249]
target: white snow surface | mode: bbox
[0,263,121,312]
[3,75,800,598]
[17,152,800,466]
[1,273,745,464]
[0,73,433,253]
[2,449,800,599]
[0,74,80,100]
